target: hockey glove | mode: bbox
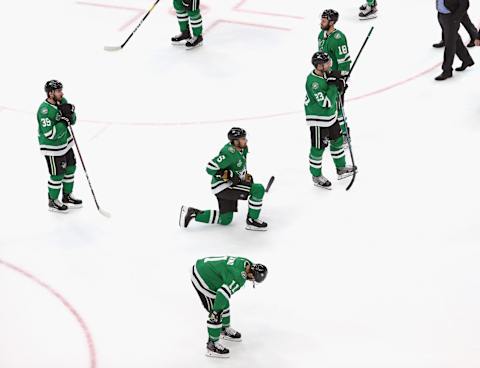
[59,103,75,120]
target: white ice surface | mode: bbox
[0,1,479,367]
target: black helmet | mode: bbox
[251,263,268,283]
[321,9,339,22]
[228,127,247,142]
[45,80,63,94]
[312,51,330,67]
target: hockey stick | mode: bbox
[338,99,356,191]
[104,0,161,51]
[339,26,374,191]
[345,26,374,83]
[68,124,111,217]
[265,176,275,193]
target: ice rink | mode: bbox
[1,0,479,367]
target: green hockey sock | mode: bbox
[247,183,265,220]
[62,165,76,194]
[189,11,203,37]
[330,137,346,168]
[309,147,324,177]
[48,174,64,200]
[195,210,218,224]
[221,309,230,328]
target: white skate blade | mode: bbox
[186,42,203,51]
[245,225,268,231]
[205,350,230,358]
[66,203,83,209]
[313,183,332,190]
[49,207,69,214]
[359,13,377,20]
[337,171,357,181]
[179,205,187,228]
[221,335,242,342]
[171,40,188,46]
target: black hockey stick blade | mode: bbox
[346,172,356,191]
[265,176,275,193]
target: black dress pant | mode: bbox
[438,13,474,73]
[441,12,478,41]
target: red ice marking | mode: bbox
[0,61,443,127]
[0,259,97,368]
[205,18,291,34]
[232,0,304,20]
[76,1,145,31]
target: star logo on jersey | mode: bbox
[237,160,242,167]
[334,33,341,40]
[41,108,48,115]
[312,82,319,90]
[241,271,247,280]
[228,146,235,153]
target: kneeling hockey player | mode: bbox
[37,80,82,212]
[191,256,268,358]
[305,52,355,189]
[179,127,268,230]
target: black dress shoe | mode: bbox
[432,41,445,48]
[435,71,452,81]
[455,61,474,71]
[467,40,475,48]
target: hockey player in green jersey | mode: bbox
[359,1,378,20]
[191,256,268,358]
[171,0,203,49]
[318,9,351,137]
[37,80,82,212]
[179,127,268,231]
[305,52,356,189]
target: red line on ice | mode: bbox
[205,19,291,33]
[76,1,145,31]
[232,0,304,19]
[0,259,97,368]
[0,62,442,127]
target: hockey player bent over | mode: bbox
[37,80,82,212]
[191,256,268,358]
[179,127,268,231]
[171,0,203,49]
[305,52,355,189]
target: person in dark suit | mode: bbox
[476,27,480,47]
[435,0,475,81]
[433,11,478,48]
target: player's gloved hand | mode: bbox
[218,169,233,181]
[208,310,222,324]
[327,74,348,95]
[59,103,75,120]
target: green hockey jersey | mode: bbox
[37,98,76,156]
[206,143,248,194]
[304,71,339,127]
[194,256,252,311]
[318,29,351,76]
